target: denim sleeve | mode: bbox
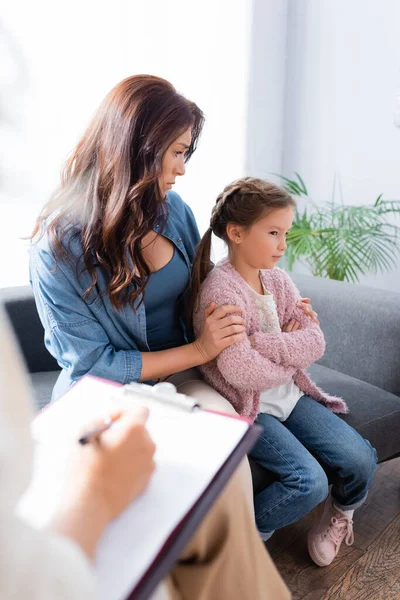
[30,245,142,385]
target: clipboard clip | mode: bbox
[122,381,200,412]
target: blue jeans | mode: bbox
[250,395,377,536]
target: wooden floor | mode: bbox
[265,457,400,600]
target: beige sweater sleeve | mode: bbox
[0,306,96,600]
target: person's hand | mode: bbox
[282,319,301,333]
[296,297,319,325]
[78,407,156,520]
[48,406,156,558]
[194,303,246,361]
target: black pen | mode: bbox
[78,415,119,445]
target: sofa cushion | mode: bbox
[0,287,59,374]
[291,274,400,396]
[308,364,400,463]
[30,371,60,411]
[250,364,400,495]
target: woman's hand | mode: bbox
[194,302,246,361]
[296,297,319,325]
[282,319,301,333]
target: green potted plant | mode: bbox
[277,173,400,283]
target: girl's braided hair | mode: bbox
[209,180,247,229]
[188,177,295,317]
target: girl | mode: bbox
[29,76,291,599]
[192,177,377,567]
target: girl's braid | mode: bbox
[210,177,264,230]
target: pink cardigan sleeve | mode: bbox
[195,281,297,392]
[217,336,298,391]
[253,271,326,369]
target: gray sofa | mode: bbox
[1,274,400,494]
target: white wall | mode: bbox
[282,0,400,291]
[0,0,251,286]
[245,0,289,179]
[2,0,399,291]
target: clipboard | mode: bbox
[129,406,261,600]
[18,375,261,600]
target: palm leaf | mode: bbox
[273,173,309,198]
[294,172,308,195]
[374,199,400,217]
[283,174,400,282]
[313,230,367,282]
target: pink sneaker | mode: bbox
[308,496,354,567]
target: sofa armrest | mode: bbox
[291,273,400,396]
[0,285,59,374]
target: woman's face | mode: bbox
[159,127,192,197]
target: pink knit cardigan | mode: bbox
[193,259,348,422]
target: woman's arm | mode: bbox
[141,302,246,380]
[31,246,246,386]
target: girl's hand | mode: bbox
[296,297,319,325]
[282,319,301,333]
[194,302,246,361]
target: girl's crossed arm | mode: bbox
[195,286,297,392]
[252,273,326,370]
[216,335,298,391]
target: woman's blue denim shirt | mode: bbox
[29,191,201,399]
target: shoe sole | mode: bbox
[307,537,332,567]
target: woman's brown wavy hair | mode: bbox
[31,75,204,309]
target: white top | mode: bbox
[247,277,302,421]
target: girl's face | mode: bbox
[230,206,295,270]
[159,127,192,197]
